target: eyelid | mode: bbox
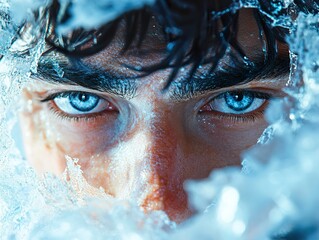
[40,90,106,103]
[204,87,282,104]
[40,90,119,121]
[199,89,273,114]
[215,90,271,100]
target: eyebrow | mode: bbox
[170,57,290,100]
[34,56,138,98]
[34,54,289,100]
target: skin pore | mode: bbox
[19,9,289,222]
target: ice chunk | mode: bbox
[58,0,155,34]
[1,0,319,239]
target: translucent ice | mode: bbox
[57,0,155,34]
[1,0,319,240]
[10,0,50,24]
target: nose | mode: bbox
[140,107,192,222]
[107,102,192,222]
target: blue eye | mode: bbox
[224,91,254,111]
[53,91,114,115]
[208,90,269,114]
[68,92,99,112]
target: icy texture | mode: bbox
[10,0,50,24]
[58,0,155,34]
[1,0,319,240]
[30,196,172,240]
[0,156,174,239]
[240,0,294,28]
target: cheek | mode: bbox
[20,102,124,173]
[194,114,269,165]
[19,110,67,174]
[48,112,124,158]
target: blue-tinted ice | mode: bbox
[1,0,319,239]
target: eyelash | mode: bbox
[213,109,266,123]
[41,92,111,122]
[47,104,103,122]
[41,90,272,124]
[200,90,271,123]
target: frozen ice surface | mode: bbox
[0,156,174,239]
[10,0,50,24]
[29,199,173,240]
[58,0,155,34]
[1,0,319,240]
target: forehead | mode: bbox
[81,8,288,74]
[37,7,290,99]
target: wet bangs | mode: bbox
[26,0,319,88]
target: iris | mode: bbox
[224,91,254,111]
[68,92,100,112]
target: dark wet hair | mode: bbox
[23,0,319,89]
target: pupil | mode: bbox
[225,91,254,111]
[232,93,243,101]
[69,92,99,112]
[79,93,88,102]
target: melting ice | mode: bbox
[1,0,319,239]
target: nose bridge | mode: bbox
[107,126,151,200]
[147,107,179,184]
[107,100,178,199]
[108,98,189,220]
[140,104,190,220]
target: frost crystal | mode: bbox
[1,0,319,240]
[58,0,155,34]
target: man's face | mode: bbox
[19,9,289,222]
